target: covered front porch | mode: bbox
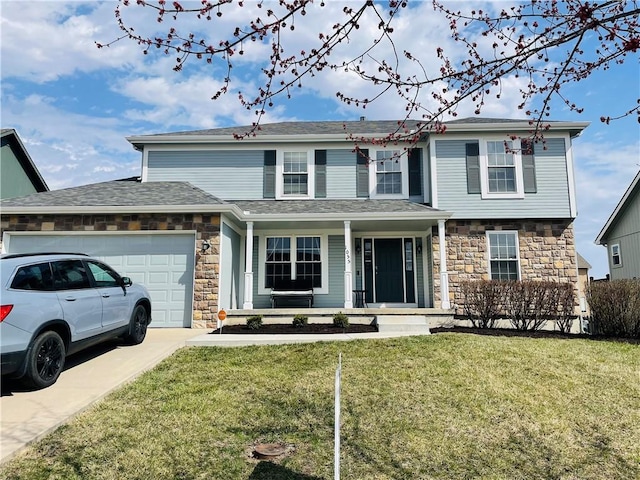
[222,199,454,314]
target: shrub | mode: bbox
[333,312,349,329]
[246,315,263,330]
[460,280,576,332]
[459,280,505,329]
[555,283,577,333]
[586,279,640,338]
[292,314,308,328]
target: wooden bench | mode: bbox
[270,277,314,308]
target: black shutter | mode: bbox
[356,149,369,198]
[465,142,481,194]
[522,140,537,193]
[408,148,422,196]
[263,150,276,199]
[315,150,327,198]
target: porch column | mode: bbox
[438,219,451,309]
[243,221,254,309]
[343,221,353,309]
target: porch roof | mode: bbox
[231,199,451,232]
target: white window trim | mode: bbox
[258,233,329,295]
[275,149,315,199]
[479,138,525,200]
[611,243,622,268]
[368,148,409,199]
[486,231,521,280]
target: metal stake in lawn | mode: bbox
[217,309,226,334]
[334,353,342,480]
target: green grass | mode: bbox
[2,334,639,479]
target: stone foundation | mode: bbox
[0,213,221,328]
[432,219,578,308]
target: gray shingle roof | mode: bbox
[0,178,225,207]
[133,117,581,140]
[233,199,441,215]
[144,120,428,137]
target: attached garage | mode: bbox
[4,232,196,328]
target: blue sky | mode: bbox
[1,1,639,278]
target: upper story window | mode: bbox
[276,150,314,199]
[611,244,622,267]
[369,149,409,199]
[487,231,520,280]
[466,138,537,200]
[283,152,308,196]
[487,141,517,193]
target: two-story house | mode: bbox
[0,118,587,328]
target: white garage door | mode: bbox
[5,233,195,328]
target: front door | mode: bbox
[374,239,405,302]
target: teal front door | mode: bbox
[374,238,404,302]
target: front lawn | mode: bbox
[2,334,639,479]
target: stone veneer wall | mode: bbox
[432,219,578,309]
[0,213,221,329]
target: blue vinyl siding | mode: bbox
[251,236,271,309]
[326,150,357,198]
[314,235,345,307]
[220,223,241,310]
[147,150,264,199]
[435,138,572,218]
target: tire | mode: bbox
[24,331,66,389]
[125,305,148,345]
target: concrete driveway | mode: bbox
[0,328,200,464]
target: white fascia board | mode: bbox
[564,135,578,218]
[443,121,590,136]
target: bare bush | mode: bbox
[459,280,505,329]
[586,280,640,338]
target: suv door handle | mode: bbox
[64,297,77,302]
[102,294,110,298]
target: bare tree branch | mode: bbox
[98,0,640,145]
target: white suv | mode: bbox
[1,253,152,389]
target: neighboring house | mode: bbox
[0,129,49,199]
[0,118,587,328]
[595,170,640,280]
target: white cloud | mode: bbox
[0,2,141,82]
[1,93,140,190]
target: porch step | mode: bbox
[375,315,431,334]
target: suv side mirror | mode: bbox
[121,277,133,287]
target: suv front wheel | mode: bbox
[124,305,148,345]
[24,330,66,389]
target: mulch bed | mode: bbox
[211,323,378,335]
